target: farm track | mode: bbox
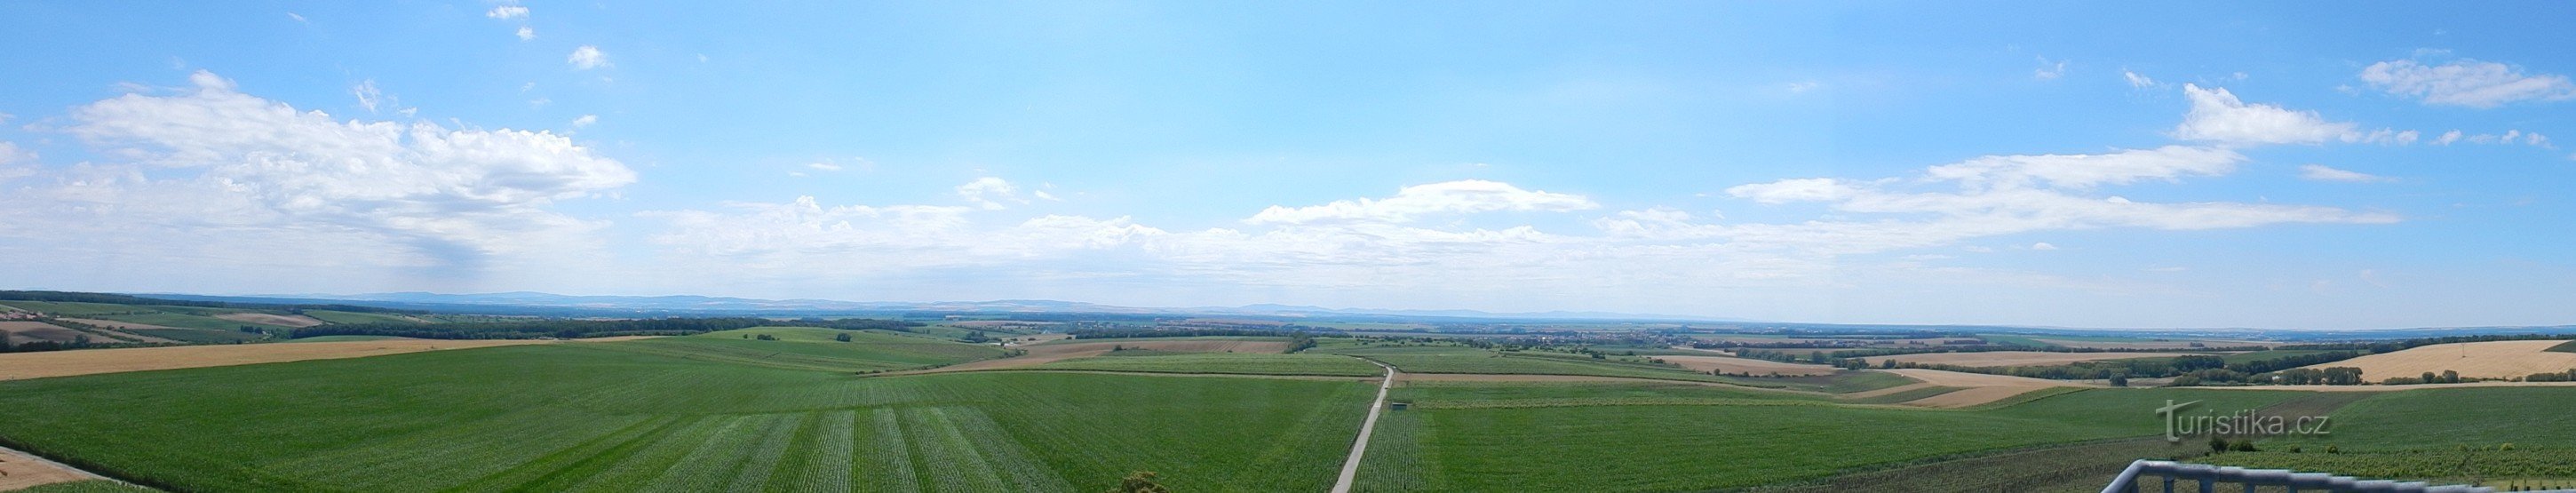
[0,442,126,491]
[1332,361,1396,493]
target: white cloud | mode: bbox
[352,79,384,113]
[568,45,610,70]
[515,27,535,41]
[1726,178,1856,204]
[1032,189,1061,201]
[1785,81,1819,93]
[571,115,597,128]
[1246,179,1596,225]
[1920,146,2245,190]
[286,12,306,22]
[28,70,636,268]
[2435,130,2463,145]
[2030,242,2058,250]
[2299,164,2391,183]
[2033,57,2067,80]
[2173,84,2357,145]
[486,5,529,20]
[2123,70,2158,88]
[807,163,842,171]
[956,177,1028,210]
[2360,57,2576,108]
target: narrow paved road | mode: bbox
[1330,361,1397,493]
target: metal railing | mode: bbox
[2102,460,2576,493]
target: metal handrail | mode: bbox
[2102,459,2576,493]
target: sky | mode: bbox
[2,2,2572,330]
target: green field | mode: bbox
[78,312,282,331]
[0,344,1373,492]
[282,335,419,342]
[301,309,427,325]
[1352,385,2303,491]
[597,327,1010,372]
[1320,346,1729,382]
[121,328,266,344]
[1038,352,1384,377]
[0,301,159,316]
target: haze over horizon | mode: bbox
[5,2,2575,330]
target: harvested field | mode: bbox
[0,444,102,491]
[2302,339,2576,380]
[0,338,641,380]
[1656,354,1838,376]
[211,313,325,328]
[1882,369,2095,408]
[1875,351,2197,368]
[889,339,1292,374]
[0,322,92,345]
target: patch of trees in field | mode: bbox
[0,334,102,353]
[287,317,922,340]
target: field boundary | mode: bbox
[1331,361,1396,493]
[0,442,133,491]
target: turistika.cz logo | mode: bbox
[2158,400,2331,442]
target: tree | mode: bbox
[2441,370,2461,384]
[1109,471,1169,493]
[834,332,853,342]
[2108,373,2129,387]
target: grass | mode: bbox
[0,301,153,316]
[596,327,1009,372]
[83,312,284,331]
[1975,334,2061,348]
[281,335,417,342]
[1321,346,1722,382]
[2251,387,2576,452]
[121,328,266,344]
[1352,386,2306,492]
[1038,352,1383,377]
[11,481,158,493]
[301,309,426,325]
[0,344,1374,492]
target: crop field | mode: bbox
[1321,346,1727,382]
[1874,350,2200,368]
[598,328,1009,372]
[115,328,265,344]
[74,312,283,332]
[2307,340,2576,380]
[1036,352,1383,377]
[298,309,429,325]
[1352,386,2302,491]
[0,302,150,316]
[0,322,90,344]
[0,345,1375,492]
[1773,437,2212,492]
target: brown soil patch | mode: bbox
[213,313,326,328]
[0,445,99,491]
[1656,354,1839,377]
[881,339,1292,376]
[1838,382,1944,400]
[0,322,91,345]
[1876,351,2197,368]
[1881,369,2095,408]
[2304,339,2576,381]
[0,339,626,380]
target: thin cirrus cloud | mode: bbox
[2361,55,2576,108]
[2298,164,2394,183]
[1244,179,1597,225]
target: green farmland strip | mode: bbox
[1038,352,1382,377]
[0,345,1371,492]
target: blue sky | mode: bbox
[3,2,2572,329]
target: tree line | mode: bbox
[0,290,422,314]
[286,317,922,340]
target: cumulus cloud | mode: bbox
[1246,179,1596,225]
[2299,164,2393,183]
[485,5,528,20]
[22,70,636,270]
[956,177,1027,210]
[2173,84,2358,145]
[516,27,535,41]
[2361,57,2576,108]
[568,45,609,70]
[2030,242,2059,250]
